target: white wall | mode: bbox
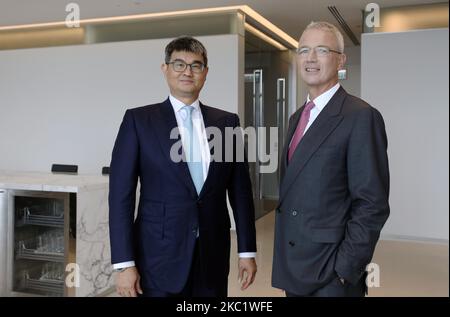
[340,46,361,98]
[361,28,449,241]
[0,34,240,174]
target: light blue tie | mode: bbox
[182,106,204,195]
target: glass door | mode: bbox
[277,77,289,180]
[245,37,291,219]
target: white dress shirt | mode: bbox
[288,83,340,150]
[113,96,255,270]
[169,95,210,180]
[304,83,340,133]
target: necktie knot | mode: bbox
[183,105,194,120]
[304,101,315,113]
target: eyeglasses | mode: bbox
[166,60,206,73]
[296,46,342,57]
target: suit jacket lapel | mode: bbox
[150,98,197,197]
[279,87,347,203]
[280,105,303,182]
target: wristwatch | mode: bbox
[113,267,128,273]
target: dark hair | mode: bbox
[164,36,208,66]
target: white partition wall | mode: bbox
[0,34,240,174]
[361,28,449,241]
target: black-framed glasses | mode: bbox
[166,60,206,73]
[296,46,342,57]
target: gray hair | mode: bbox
[164,36,208,66]
[303,21,344,53]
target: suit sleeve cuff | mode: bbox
[112,261,135,270]
[335,257,365,285]
[238,252,256,258]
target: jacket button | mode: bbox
[197,200,203,207]
[288,241,295,247]
[292,210,298,216]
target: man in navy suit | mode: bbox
[272,22,390,297]
[109,36,257,297]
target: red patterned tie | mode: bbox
[288,101,315,162]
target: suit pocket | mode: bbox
[310,227,345,243]
[140,201,165,239]
[313,146,344,162]
[141,201,165,222]
[314,146,338,155]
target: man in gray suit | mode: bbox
[272,21,390,297]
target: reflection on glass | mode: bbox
[13,195,66,296]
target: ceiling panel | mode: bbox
[0,0,446,47]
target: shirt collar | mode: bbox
[306,83,340,112]
[169,94,200,114]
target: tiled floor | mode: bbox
[229,211,449,297]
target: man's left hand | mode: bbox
[238,258,257,290]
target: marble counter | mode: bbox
[0,170,108,192]
[0,171,114,297]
